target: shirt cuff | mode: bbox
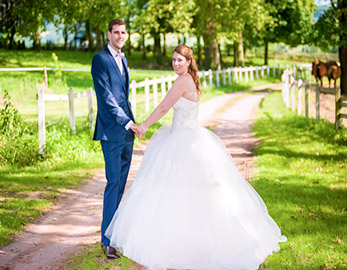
[125,120,134,130]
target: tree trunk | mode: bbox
[237,32,245,67]
[339,46,347,95]
[264,39,269,65]
[202,19,220,70]
[86,20,93,51]
[141,32,147,60]
[153,32,162,64]
[74,20,78,49]
[163,33,166,57]
[233,42,239,66]
[102,32,106,48]
[218,42,223,66]
[126,14,131,56]
[8,26,16,50]
[197,35,202,67]
[96,27,102,51]
[64,25,68,50]
[339,0,347,95]
[33,30,41,50]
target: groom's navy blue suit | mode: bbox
[91,46,135,247]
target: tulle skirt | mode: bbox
[105,125,287,270]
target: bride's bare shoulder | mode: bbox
[175,74,195,85]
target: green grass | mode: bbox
[65,242,142,270]
[252,92,347,269]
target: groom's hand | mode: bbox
[129,123,143,141]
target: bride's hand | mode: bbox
[138,123,148,137]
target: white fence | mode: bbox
[281,68,347,130]
[1,64,310,156]
[37,87,94,156]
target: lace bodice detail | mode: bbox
[171,97,199,131]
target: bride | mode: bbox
[105,44,287,270]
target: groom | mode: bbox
[91,18,140,259]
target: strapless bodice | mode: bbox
[171,97,200,131]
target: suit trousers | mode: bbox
[100,139,134,246]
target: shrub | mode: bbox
[0,90,40,167]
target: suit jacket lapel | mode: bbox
[105,47,127,93]
[122,58,130,98]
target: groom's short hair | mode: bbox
[108,19,126,32]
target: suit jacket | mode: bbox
[91,46,135,142]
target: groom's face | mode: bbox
[108,24,127,51]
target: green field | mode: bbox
[253,92,347,269]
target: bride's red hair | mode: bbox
[174,45,201,95]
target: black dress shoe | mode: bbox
[105,245,120,259]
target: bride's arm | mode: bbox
[141,76,187,130]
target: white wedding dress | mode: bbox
[105,96,287,270]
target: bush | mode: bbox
[0,90,40,167]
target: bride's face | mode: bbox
[172,52,190,75]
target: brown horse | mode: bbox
[312,60,327,86]
[326,61,341,88]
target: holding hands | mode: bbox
[138,123,148,138]
[129,123,147,141]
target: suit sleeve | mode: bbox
[91,54,132,129]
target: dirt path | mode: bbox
[0,83,281,270]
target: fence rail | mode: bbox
[281,68,346,129]
[1,64,311,156]
[37,87,94,156]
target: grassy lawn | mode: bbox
[253,92,347,269]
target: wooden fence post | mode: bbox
[256,66,259,79]
[261,67,264,78]
[38,87,45,157]
[227,68,231,84]
[239,68,243,81]
[69,88,76,134]
[250,66,254,81]
[267,66,270,77]
[131,80,137,118]
[216,70,220,87]
[335,87,341,130]
[315,84,320,123]
[153,77,158,107]
[233,68,238,82]
[305,82,309,118]
[168,75,173,90]
[222,69,226,85]
[297,79,303,115]
[44,66,48,87]
[160,76,166,99]
[144,78,150,112]
[209,69,213,87]
[87,87,94,129]
[291,80,296,112]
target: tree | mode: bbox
[134,0,195,64]
[194,0,267,69]
[261,0,316,64]
[314,0,347,94]
[0,0,20,49]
